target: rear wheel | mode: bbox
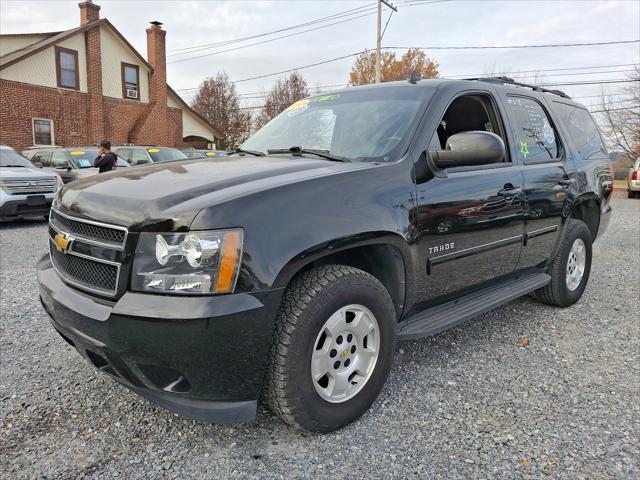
[264,265,396,432]
[535,219,592,307]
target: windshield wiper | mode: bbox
[3,164,26,167]
[228,148,265,157]
[267,146,350,162]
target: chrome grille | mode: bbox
[50,209,127,249]
[1,178,57,195]
[48,211,128,297]
[50,246,118,294]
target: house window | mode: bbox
[122,63,140,100]
[55,46,79,89]
[33,119,54,146]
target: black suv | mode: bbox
[37,78,613,432]
[22,147,129,183]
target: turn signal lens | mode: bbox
[215,231,242,293]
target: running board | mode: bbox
[397,272,550,340]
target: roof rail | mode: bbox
[465,76,571,99]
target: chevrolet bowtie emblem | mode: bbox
[53,233,72,253]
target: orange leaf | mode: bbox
[518,338,530,347]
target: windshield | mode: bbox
[0,148,34,168]
[67,149,130,168]
[147,148,188,162]
[67,149,97,168]
[241,87,431,162]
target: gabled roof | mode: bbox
[167,86,224,139]
[0,19,153,72]
[0,17,222,139]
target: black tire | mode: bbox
[264,264,396,432]
[535,219,592,307]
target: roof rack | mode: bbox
[465,76,571,99]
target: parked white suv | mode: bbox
[0,145,63,221]
[628,157,640,198]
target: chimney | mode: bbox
[78,1,100,26]
[141,21,169,144]
[146,21,167,105]
[79,0,104,142]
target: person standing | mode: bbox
[94,139,118,173]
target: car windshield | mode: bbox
[67,149,97,168]
[147,148,188,162]
[241,86,432,162]
[0,148,34,168]
[67,149,130,168]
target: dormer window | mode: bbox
[122,63,140,100]
[55,46,79,90]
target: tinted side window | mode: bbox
[51,150,69,167]
[117,148,131,162]
[552,102,605,158]
[505,96,559,163]
[131,149,151,165]
[32,151,52,166]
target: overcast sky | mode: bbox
[1,0,638,110]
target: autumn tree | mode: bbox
[255,71,309,129]
[191,72,252,149]
[348,49,439,86]
[598,65,640,160]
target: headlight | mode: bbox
[55,176,64,191]
[132,229,243,294]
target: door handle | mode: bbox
[498,184,521,197]
[558,177,575,187]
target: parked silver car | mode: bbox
[628,157,640,198]
[0,145,62,221]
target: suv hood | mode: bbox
[55,156,374,230]
[1,166,59,180]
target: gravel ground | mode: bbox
[1,197,639,480]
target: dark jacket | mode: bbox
[94,152,118,173]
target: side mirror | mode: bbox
[432,131,505,169]
[33,162,43,168]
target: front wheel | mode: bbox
[264,265,396,432]
[535,219,592,307]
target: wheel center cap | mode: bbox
[340,347,350,358]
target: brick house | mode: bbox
[0,1,221,150]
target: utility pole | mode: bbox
[375,0,397,83]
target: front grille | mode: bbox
[48,210,128,297]
[50,247,118,293]
[1,179,57,195]
[50,209,126,248]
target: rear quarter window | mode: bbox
[504,96,559,163]
[552,102,605,159]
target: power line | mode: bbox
[168,12,377,64]
[541,79,639,87]
[574,92,635,100]
[386,39,639,50]
[591,106,640,113]
[176,61,638,93]
[174,50,369,90]
[167,0,447,62]
[167,3,375,54]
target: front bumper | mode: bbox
[0,191,55,218]
[37,254,283,423]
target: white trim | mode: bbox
[32,117,55,146]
